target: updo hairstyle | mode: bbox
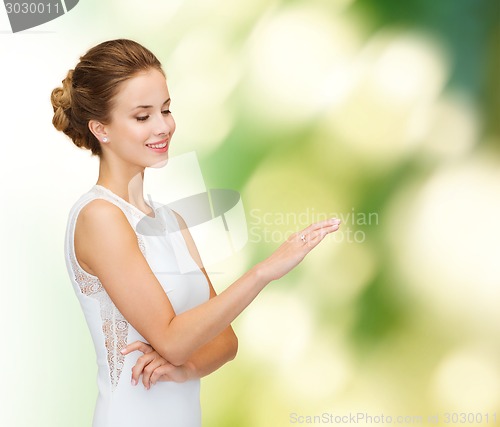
[51,39,164,156]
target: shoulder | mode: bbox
[80,197,123,216]
[77,198,135,238]
[75,198,143,274]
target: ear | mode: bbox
[88,120,109,143]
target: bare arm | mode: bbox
[123,211,237,387]
[123,275,238,389]
[75,199,340,366]
[186,326,237,378]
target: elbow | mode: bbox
[157,339,192,367]
[157,321,200,366]
[159,328,239,367]
[166,348,191,367]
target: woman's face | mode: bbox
[102,68,175,168]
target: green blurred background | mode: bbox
[0,0,498,426]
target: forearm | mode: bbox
[187,327,238,379]
[158,264,267,366]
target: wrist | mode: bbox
[252,261,273,286]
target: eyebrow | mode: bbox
[131,98,171,111]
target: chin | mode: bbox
[149,157,169,169]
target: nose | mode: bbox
[154,112,173,136]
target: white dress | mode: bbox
[64,184,210,427]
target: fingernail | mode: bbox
[120,349,126,354]
[331,218,341,224]
[131,378,137,386]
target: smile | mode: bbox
[146,139,169,153]
[146,140,168,149]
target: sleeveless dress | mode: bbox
[64,184,210,427]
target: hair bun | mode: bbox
[51,69,74,132]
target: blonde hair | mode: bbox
[51,39,164,156]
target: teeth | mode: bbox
[147,141,167,149]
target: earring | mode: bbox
[102,137,108,143]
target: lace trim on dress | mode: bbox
[70,223,147,391]
[69,257,127,391]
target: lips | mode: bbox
[146,139,169,152]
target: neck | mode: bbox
[96,157,149,211]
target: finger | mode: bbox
[142,358,165,389]
[151,364,174,385]
[130,353,154,386]
[306,223,340,246]
[296,218,340,241]
[296,221,339,245]
[120,341,153,356]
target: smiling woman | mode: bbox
[51,38,341,427]
[88,68,174,170]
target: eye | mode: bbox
[162,109,172,116]
[136,115,150,122]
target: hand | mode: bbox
[257,217,341,282]
[121,341,196,389]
